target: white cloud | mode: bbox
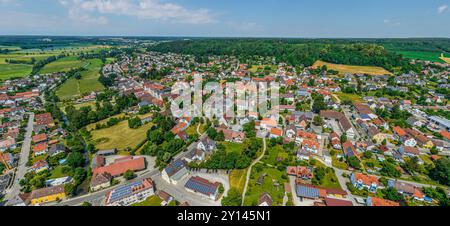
[59,0,215,25]
[383,19,400,26]
[438,5,448,14]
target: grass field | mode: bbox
[131,195,162,206]
[222,142,244,154]
[56,59,105,100]
[249,65,277,74]
[90,120,153,151]
[229,169,247,194]
[86,113,126,131]
[334,92,363,103]
[244,165,288,206]
[397,51,446,63]
[0,63,32,80]
[40,56,86,74]
[312,60,393,75]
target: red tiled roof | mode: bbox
[297,130,317,140]
[393,126,406,137]
[440,130,450,140]
[170,122,188,135]
[33,142,48,153]
[93,157,146,177]
[324,197,353,206]
[35,113,54,126]
[354,173,380,186]
[270,128,283,136]
[32,133,47,143]
[369,197,400,206]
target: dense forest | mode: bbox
[149,39,429,72]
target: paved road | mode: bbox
[5,113,34,205]
[241,138,266,205]
[51,137,203,206]
[51,168,161,206]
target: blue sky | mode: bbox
[0,0,449,37]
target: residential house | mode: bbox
[91,172,113,192]
[197,137,216,153]
[388,180,425,201]
[33,142,48,156]
[366,196,400,206]
[0,137,16,152]
[32,133,47,144]
[48,144,66,157]
[287,166,313,180]
[330,132,341,149]
[398,146,420,158]
[269,127,283,139]
[350,173,380,192]
[45,176,73,187]
[216,128,245,143]
[32,160,49,173]
[301,139,320,154]
[258,193,273,206]
[342,141,359,160]
[162,159,189,185]
[29,184,66,205]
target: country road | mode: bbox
[241,138,266,206]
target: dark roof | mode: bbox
[164,159,187,177]
[184,176,220,196]
[296,184,320,199]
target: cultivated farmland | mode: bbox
[39,56,86,74]
[312,60,393,75]
[56,59,105,100]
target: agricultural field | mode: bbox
[56,59,105,100]
[90,120,154,151]
[249,64,277,74]
[0,63,32,80]
[39,56,86,74]
[397,51,448,63]
[440,53,450,64]
[312,60,393,75]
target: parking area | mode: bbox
[153,171,229,206]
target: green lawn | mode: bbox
[222,142,244,154]
[131,195,163,206]
[397,51,447,63]
[261,145,294,166]
[49,166,70,179]
[40,56,86,74]
[244,165,288,206]
[314,167,342,189]
[0,63,32,80]
[335,92,363,103]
